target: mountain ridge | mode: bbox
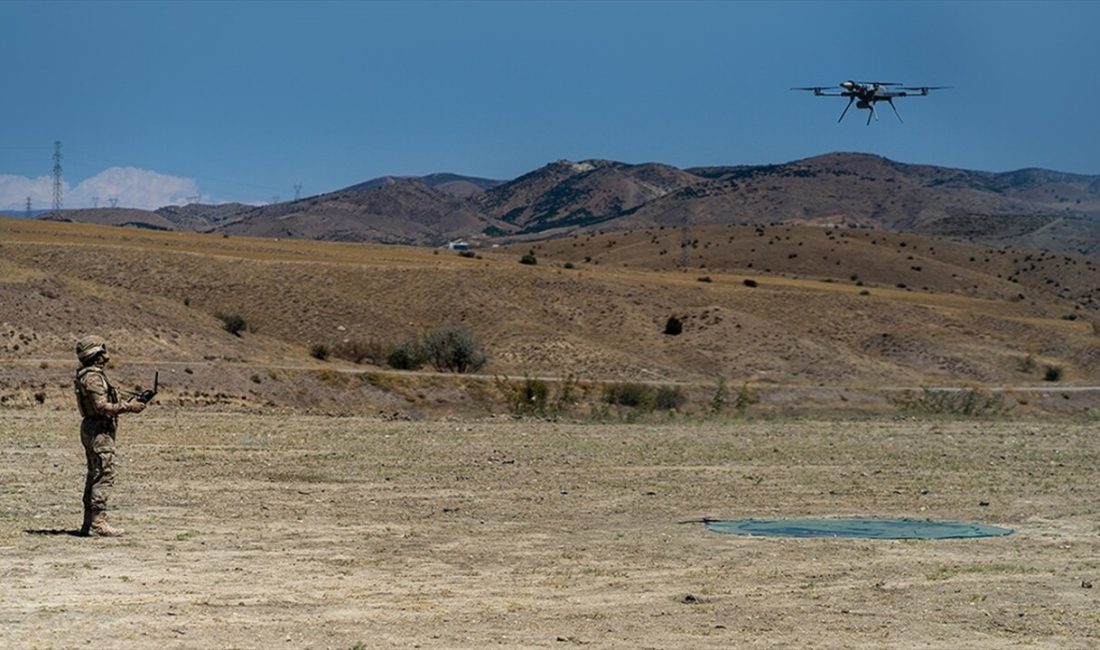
[37,152,1100,255]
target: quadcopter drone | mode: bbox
[792,80,949,125]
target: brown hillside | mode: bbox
[220,180,510,245]
[2,217,1099,417]
[476,160,702,231]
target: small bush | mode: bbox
[387,339,427,370]
[604,382,654,409]
[519,252,538,265]
[333,338,387,365]
[654,385,686,410]
[310,344,330,361]
[563,261,575,269]
[215,312,248,337]
[742,279,758,288]
[893,387,1009,416]
[423,325,486,373]
[664,316,683,336]
[505,376,551,415]
[697,276,712,283]
[458,250,476,258]
[1043,365,1063,382]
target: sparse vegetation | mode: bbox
[654,385,686,411]
[664,316,683,336]
[423,325,487,374]
[215,312,248,337]
[310,344,330,361]
[1043,365,1063,382]
[742,279,758,288]
[333,338,387,365]
[603,382,654,409]
[893,387,1009,416]
[519,251,538,265]
[386,339,427,371]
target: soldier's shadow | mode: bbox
[25,528,84,537]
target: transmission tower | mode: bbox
[92,196,100,208]
[108,197,118,208]
[293,184,302,201]
[25,197,32,218]
[52,141,63,211]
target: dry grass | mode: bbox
[1,217,1099,415]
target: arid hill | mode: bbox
[2,216,1097,415]
[341,172,504,197]
[34,153,1100,255]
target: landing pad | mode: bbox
[705,518,1013,540]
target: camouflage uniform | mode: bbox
[73,336,145,536]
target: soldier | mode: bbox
[73,335,147,537]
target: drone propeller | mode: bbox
[857,80,903,86]
[898,85,952,95]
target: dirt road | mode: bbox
[2,411,1098,648]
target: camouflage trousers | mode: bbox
[81,416,117,517]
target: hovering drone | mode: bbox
[792,80,949,125]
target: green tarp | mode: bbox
[705,517,1013,540]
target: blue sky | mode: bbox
[2,0,1098,210]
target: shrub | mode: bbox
[664,316,683,336]
[215,312,248,337]
[893,387,1009,416]
[563,261,575,269]
[505,376,551,415]
[519,252,538,265]
[310,344,330,361]
[1043,365,1063,382]
[386,339,427,370]
[604,382,654,409]
[742,279,758,288]
[423,325,486,373]
[654,385,686,410]
[333,338,387,365]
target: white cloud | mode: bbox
[0,174,59,213]
[0,167,202,212]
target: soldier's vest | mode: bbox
[74,366,118,419]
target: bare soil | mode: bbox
[2,410,1098,648]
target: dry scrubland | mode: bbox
[2,217,1100,417]
[2,218,1100,647]
[2,411,1098,648]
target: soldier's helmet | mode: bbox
[76,335,108,363]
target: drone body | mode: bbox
[792,80,949,125]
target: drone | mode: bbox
[792,80,949,125]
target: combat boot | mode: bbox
[79,510,94,536]
[88,512,124,537]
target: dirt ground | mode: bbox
[1,410,1098,649]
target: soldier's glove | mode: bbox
[127,400,147,414]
